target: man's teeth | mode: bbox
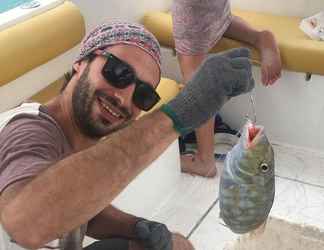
[102,102,121,118]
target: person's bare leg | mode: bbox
[177,54,217,178]
[129,232,195,250]
[224,15,282,86]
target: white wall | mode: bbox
[220,70,324,151]
[71,0,172,30]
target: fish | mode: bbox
[219,120,275,234]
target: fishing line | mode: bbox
[247,59,259,126]
[249,89,257,125]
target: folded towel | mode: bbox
[300,11,324,41]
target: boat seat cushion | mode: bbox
[0,1,85,86]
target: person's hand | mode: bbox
[171,233,194,250]
[134,219,172,250]
[215,48,255,96]
[161,48,255,136]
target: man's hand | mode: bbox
[130,232,194,250]
[160,48,255,136]
[134,219,172,250]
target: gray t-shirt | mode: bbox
[0,103,87,250]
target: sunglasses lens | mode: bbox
[133,83,160,111]
[100,53,160,111]
[102,56,135,88]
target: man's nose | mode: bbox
[113,84,135,108]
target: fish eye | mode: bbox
[260,163,269,173]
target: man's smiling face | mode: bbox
[71,44,160,139]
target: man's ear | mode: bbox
[73,61,82,74]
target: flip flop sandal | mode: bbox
[182,132,239,161]
[179,115,240,161]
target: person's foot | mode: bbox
[180,153,217,178]
[256,30,282,86]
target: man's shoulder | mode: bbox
[0,103,66,144]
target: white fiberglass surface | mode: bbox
[0,0,32,14]
[0,0,64,31]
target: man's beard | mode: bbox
[72,65,132,139]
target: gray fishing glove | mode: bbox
[161,48,255,135]
[134,219,172,250]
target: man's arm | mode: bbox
[1,110,178,249]
[86,205,139,240]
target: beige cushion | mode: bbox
[0,1,85,86]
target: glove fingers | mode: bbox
[135,220,172,250]
[230,57,255,94]
[227,69,255,97]
[148,223,172,246]
[222,48,250,59]
[135,220,151,240]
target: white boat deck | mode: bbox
[84,141,324,249]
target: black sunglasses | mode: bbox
[100,51,160,111]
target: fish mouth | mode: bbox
[248,125,260,142]
[247,124,264,145]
